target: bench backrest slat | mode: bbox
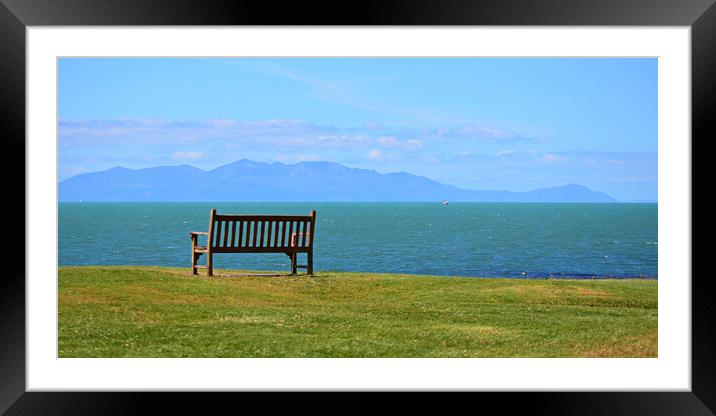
[238,221,244,247]
[265,221,271,247]
[222,220,229,247]
[280,221,287,248]
[301,220,308,247]
[296,221,301,247]
[273,221,280,248]
[287,221,294,248]
[260,221,266,247]
[295,221,301,247]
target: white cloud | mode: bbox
[378,136,397,147]
[606,159,626,165]
[59,117,551,177]
[64,166,89,175]
[58,118,340,146]
[378,136,424,150]
[171,150,206,160]
[541,153,568,163]
[607,175,655,183]
[362,122,387,131]
[423,123,537,142]
[404,139,425,150]
[207,119,238,128]
[316,134,371,145]
[59,118,535,156]
[274,153,321,163]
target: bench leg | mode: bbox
[291,252,297,275]
[191,236,198,275]
[191,252,199,275]
[307,251,313,275]
[207,252,213,277]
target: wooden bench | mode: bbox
[190,209,316,276]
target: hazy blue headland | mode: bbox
[58,159,616,203]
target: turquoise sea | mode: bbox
[58,202,658,278]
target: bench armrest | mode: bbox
[190,231,208,235]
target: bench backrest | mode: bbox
[207,209,316,253]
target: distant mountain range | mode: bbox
[58,159,617,202]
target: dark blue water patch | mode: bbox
[485,271,657,280]
[58,202,658,279]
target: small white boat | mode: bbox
[441,200,449,206]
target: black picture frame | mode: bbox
[2,0,711,414]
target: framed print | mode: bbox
[3,0,713,414]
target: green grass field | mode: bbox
[58,266,657,358]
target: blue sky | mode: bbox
[58,58,657,201]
